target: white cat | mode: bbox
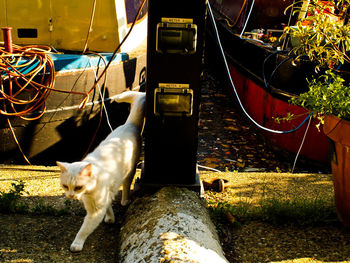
[56,91,145,252]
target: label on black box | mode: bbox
[158,83,190,89]
[161,17,193,24]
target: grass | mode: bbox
[0,166,337,226]
[0,180,28,213]
[258,195,336,225]
[208,195,337,229]
[201,171,337,228]
[0,180,72,215]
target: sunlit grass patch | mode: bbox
[0,166,76,215]
[202,171,337,227]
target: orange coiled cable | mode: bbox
[0,44,89,164]
[0,44,56,120]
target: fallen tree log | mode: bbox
[118,187,228,263]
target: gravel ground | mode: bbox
[0,214,120,263]
[1,166,350,263]
[0,165,125,263]
[222,222,350,263]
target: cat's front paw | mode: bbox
[70,241,84,252]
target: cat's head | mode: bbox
[56,161,96,200]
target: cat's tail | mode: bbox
[114,91,146,131]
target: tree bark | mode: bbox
[118,187,228,263]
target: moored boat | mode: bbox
[0,0,147,164]
[206,0,336,166]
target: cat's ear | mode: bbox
[80,163,92,177]
[56,161,68,173]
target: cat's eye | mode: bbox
[74,186,83,191]
[62,184,69,190]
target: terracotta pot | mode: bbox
[323,115,350,229]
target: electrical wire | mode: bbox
[0,0,146,163]
[207,1,312,134]
[197,164,222,173]
[90,59,113,132]
[233,0,274,47]
[0,45,55,120]
[0,44,90,164]
[221,0,248,28]
[80,0,147,158]
[291,113,312,173]
[0,44,57,164]
[239,0,255,38]
[82,0,97,53]
[79,0,147,110]
[262,50,295,90]
[82,52,110,159]
[0,45,90,119]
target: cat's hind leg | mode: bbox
[121,171,134,206]
[104,204,115,224]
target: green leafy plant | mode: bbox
[282,0,350,120]
[0,181,28,213]
[291,70,350,120]
[0,180,71,215]
[284,0,350,71]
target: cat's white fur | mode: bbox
[56,91,145,252]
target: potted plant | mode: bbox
[283,0,350,228]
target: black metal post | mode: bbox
[141,0,206,192]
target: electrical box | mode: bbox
[156,18,197,54]
[154,83,193,116]
[141,0,206,192]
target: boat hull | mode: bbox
[0,0,147,164]
[227,65,330,164]
[0,0,148,53]
[0,53,146,165]
[206,6,330,165]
